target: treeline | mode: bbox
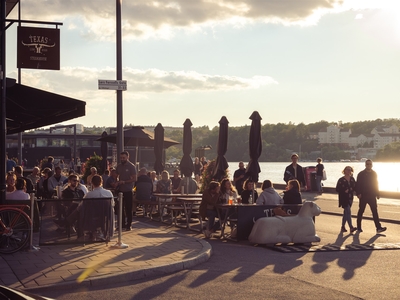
[164,118,400,162]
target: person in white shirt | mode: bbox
[81,175,114,240]
[84,175,113,199]
[6,178,30,200]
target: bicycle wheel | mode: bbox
[0,208,31,254]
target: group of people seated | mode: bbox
[200,177,303,238]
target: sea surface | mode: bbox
[228,161,400,192]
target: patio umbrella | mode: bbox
[5,78,86,135]
[97,126,179,166]
[97,126,179,148]
[245,111,262,183]
[153,123,164,175]
[179,119,194,177]
[212,116,229,181]
[100,131,108,174]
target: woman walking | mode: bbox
[316,157,324,194]
[336,166,357,233]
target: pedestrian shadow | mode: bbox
[311,232,352,273]
[337,233,380,280]
[188,240,308,288]
[311,231,381,280]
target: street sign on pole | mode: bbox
[98,79,127,91]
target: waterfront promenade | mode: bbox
[1,190,399,296]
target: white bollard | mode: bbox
[28,193,40,252]
[110,192,128,249]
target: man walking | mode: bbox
[116,151,137,231]
[283,153,306,190]
[355,159,387,233]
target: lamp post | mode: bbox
[1,0,6,204]
[116,0,123,163]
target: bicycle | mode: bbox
[0,205,32,254]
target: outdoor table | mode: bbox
[217,203,303,241]
[175,197,203,231]
[153,193,202,224]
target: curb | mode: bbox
[21,223,212,293]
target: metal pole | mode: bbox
[0,0,7,205]
[110,192,128,249]
[116,0,123,163]
[17,0,22,167]
[73,124,76,167]
[28,193,39,251]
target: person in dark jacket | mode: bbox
[316,157,324,194]
[240,179,258,204]
[283,153,306,189]
[355,159,386,233]
[200,181,221,238]
[135,168,153,201]
[283,179,302,205]
[336,166,356,233]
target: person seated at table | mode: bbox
[6,178,30,200]
[178,173,198,194]
[240,179,258,204]
[135,168,154,201]
[60,174,85,235]
[27,166,41,187]
[80,175,114,240]
[37,168,51,199]
[219,178,237,204]
[199,181,222,238]
[6,171,16,194]
[256,180,283,205]
[14,165,34,194]
[155,170,173,216]
[156,170,172,194]
[105,168,119,193]
[171,169,182,194]
[150,171,158,192]
[63,170,85,186]
[86,167,97,190]
[283,179,302,205]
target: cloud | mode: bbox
[11,67,276,98]
[15,0,371,40]
[355,13,363,19]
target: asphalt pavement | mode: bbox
[1,190,399,295]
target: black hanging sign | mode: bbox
[17,26,60,70]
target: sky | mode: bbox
[5,0,400,129]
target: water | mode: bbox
[228,162,400,192]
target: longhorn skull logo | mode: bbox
[21,40,56,54]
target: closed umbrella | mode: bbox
[212,116,229,182]
[153,123,164,175]
[245,111,262,183]
[179,119,194,177]
[100,131,108,174]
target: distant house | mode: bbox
[318,125,351,147]
[318,124,400,150]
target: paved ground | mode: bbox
[0,221,211,292]
[1,190,399,294]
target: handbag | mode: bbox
[322,169,327,181]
